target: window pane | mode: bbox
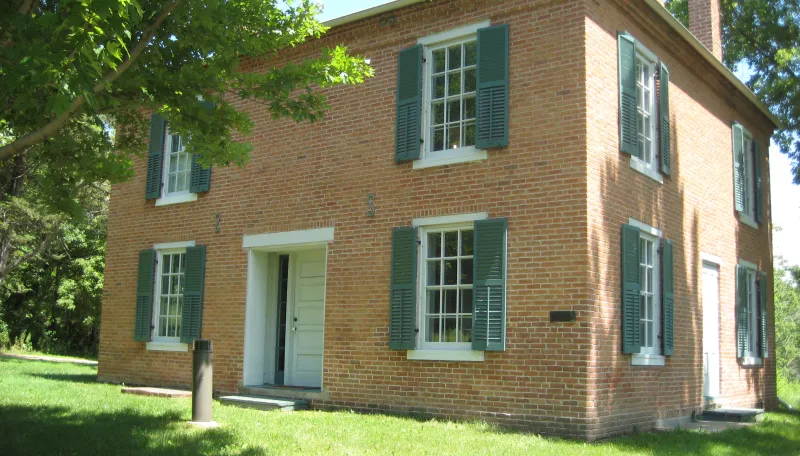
[447,126,460,149]
[443,318,458,341]
[464,69,476,93]
[461,289,473,314]
[168,176,177,193]
[432,127,444,151]
[161,275,170,295]
[448,72,461,96]
[428,232,441,258]
[444,289,458,313]
[175,315,182,336]
[461,317,472,342]
[464,41,476,66]
[178,254,185,272]
[170,255,180,273]
[171,135,180,152]
[461,259,473,284]
[444,231,458,257]
[647,321,654,347]
[432,102,444,125]
[447,99,461,123]
[427,260,441,286]
[176,296,183,318]
[433,49,446,73]
[464,97,476,120]
[461,230,473,255]
[444,259,458,285]
[427,289,441,314]
[427,317,441,342]
[463,123,476,147]
[159,317,167,337]
[160,296,169,316]
[433,75,445,99]
[171,275,181,295]
[447,45,461,70]
[169,154,178,173]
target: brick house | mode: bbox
[98,0,781,439]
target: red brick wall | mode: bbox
[98,0,776,440]
[99,0,596,438]
[584,0,776,439]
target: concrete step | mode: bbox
[218,395,308,412]
[698,407,764,423]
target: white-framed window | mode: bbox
[741,133,756,223]
[739,261,760,362]
[638,232,661,355]
[420,225,474,350]
[414,22,489,169]
[627,219,665,366]
[153,248,186,342]
[629,45,662,182]
[163,131,192,196]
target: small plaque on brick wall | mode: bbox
[550,310,577,323]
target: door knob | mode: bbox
[292,326,297,332]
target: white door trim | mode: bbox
[243,227,334,249]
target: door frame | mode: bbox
[700,253,723,402]
[242,228,333,388]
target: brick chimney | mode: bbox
[688,0,723,60]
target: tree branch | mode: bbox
[0,0,182,162]
[0,229,56,283]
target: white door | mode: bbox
[702,262,721,399]
[285,249,326,388]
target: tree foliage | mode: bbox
[665,0,800,181]
[0,0,373,280]
[774,258,800,381]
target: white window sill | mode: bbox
[738,213,759,230]
[155,193,198,207]
[740,356,762,367]
[407,350,485,362]
[631,353,665,366]
[412,150,488,170]
[146,342,189,352]
[629,158,664,184]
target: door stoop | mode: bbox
[698,407,765,423]
[240,384,330,401]
[219,395,308,412]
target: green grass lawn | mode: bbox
[1,359,799,456]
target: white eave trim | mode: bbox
[642,0,781,129]
[323,0,426,28]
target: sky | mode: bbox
[317,1,800,266]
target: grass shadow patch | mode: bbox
[27,373,98,384]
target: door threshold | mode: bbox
[240,384,328,401]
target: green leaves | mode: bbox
[666,0,800,183]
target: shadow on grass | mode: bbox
[27,373,98,384]
[0,404,266,456]
[610,411,800,455]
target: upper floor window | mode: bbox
[425,39,478,157]
[617,32,671,181]
[394,22,509,169]
[732,123,763,229]
[636,53,656,171]
[164,132,192,195]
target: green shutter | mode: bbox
[618,33,639,158]
[759,271,769,358]
[659,62,671,176]
[736,265,749,358]
[395,45,422,162]
[472,218,507,351]
[180,245,207,344]
[661,239,674,356]
[476,24,509,149]
[754,141,763,224]
[134,250,156,341]
[390,227,417,349]
[189,156,212,193]
[732,123,746,213]
[190,101,214,193]
[145,114,165,200]
[621,224,641,354]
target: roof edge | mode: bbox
[642,0,782,129]
[322,0,426,28]
[322,0,781,130]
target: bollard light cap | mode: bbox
[194,339,212,352]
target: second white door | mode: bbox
[285,249,326,388]
[702,262,721,400]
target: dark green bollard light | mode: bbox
[192,339,213,422]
